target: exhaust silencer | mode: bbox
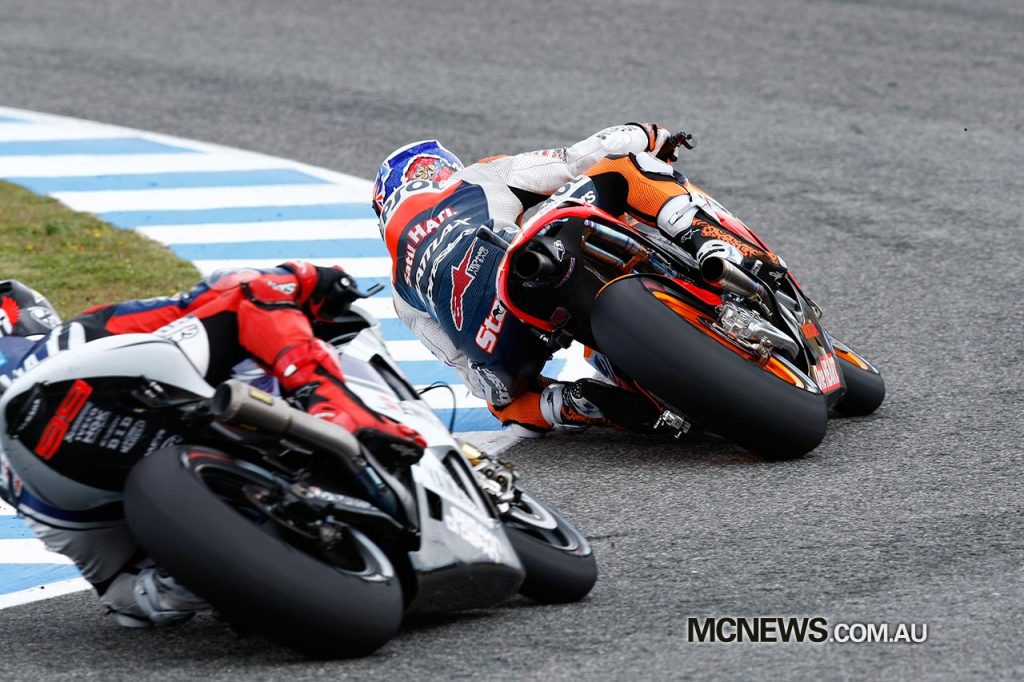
[513,249,557,281]
[212,379,361,460]
[700,256,769,303]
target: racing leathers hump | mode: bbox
[379,124,656,406]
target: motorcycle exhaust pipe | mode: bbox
[212,379,361,461]
[700,256,769,303]
[513,248,557,281]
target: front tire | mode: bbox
[591,277,828,459]
[834,355,885,416]
[504,491,597,603]
[124,446,404,658]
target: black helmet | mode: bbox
[0,280,62,337]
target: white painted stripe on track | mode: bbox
[388,340,447,362]
[0,578,92,609]
[0,540,74,564]
[53,184,368,213]
[353,297,398,319]
[137,219,381,244]
[0,105,371,192]
[0,121,160,142]
[192,257,394,280]
[418,388,486,409]
[0,153,301,178]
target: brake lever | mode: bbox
[335,279,384,301]
[356,283,385,298]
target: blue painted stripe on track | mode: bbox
[397,361,465,387]
[169,239,385,261]
[0,564,82,595]
[0,115,29,123]
[102,203,374,227]
[434,408,500,431]
[4,169,330,193]
[0,138,196,156]
[0,516,36,540]
[398,359,566,387]
[377,318,417,341]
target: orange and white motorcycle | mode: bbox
[479,132,884,459]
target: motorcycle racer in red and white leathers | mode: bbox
[0,263,424,627]
[373,123,747,436]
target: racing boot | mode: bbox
[102,567,208,627]
[489,379,663,436]
[546,379,663,432]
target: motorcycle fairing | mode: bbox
[405,445,523,613]
[0,334,212,511]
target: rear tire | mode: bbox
[834,356,885,416]
[504,492,597,604]
[591,277,828,459]
[124,446,404,658]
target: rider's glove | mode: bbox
[626,122,672,155]
[308,402,427,459]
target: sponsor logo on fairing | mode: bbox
[35,379,93,460]
[475,297,507,354]
[812,353,841,393]
[450,244,489,331]
[553,240,566,262]
[444,504,502,562]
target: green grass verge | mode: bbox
[0,181,199,317]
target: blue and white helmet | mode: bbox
[372,140,463,217]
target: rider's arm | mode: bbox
[458,123,665,210]
[235,274,424,446]
[584,153,691,227]
[583,155,776,264]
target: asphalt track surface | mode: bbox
[1,0,1022,679]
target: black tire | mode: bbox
[124,446,404,658]
[504,492,597,604]
[834,355,885,416]
[591,277,828,459]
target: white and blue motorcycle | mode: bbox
[0,284,595,658]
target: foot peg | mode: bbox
[653,409,690,438]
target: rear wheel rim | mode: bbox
[184,451,393,581]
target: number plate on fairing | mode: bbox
[812,353,842,393]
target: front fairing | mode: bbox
[334,311,525,611]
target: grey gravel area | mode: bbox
[1,0,1022,679]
